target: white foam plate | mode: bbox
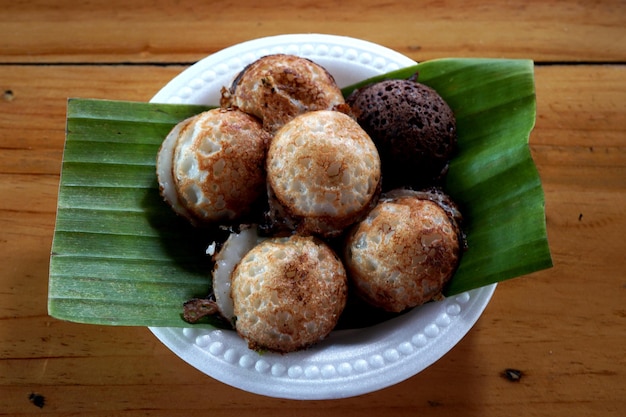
[149,33,496,400]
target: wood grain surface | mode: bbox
[1,1,624,415]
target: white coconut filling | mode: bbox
[211,225,266,323]
[156,119,193,219]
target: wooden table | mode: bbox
[1,1,624,415]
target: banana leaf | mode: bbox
[48,58,552,328]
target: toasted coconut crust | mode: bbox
[220,54,346,133]
[343,192,461,312]
[231,235,348,353]
[266,110,381,237]
[384,187,466,249]
[157,108,271,225]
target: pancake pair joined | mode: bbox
[156,108,270,225]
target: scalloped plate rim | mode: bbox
[147,33,496,400]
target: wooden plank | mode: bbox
[0,0,624,63]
